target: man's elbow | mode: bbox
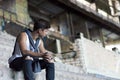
[21,50,29,56]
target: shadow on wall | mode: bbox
[4,22,24,37]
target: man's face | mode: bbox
[39,29,49,37]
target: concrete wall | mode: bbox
[75,33,120,79]
[16,0,31,25]
[0,31,15,80]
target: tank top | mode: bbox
[8,33,41,64]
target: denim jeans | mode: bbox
[9,57,55,80]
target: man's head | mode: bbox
[33,19,50,31]
[33,19,50,37]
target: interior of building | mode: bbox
[0,0,120,59]
[0,0,120,80]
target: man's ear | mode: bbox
[37,29,41,33]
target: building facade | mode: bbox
[0,0,120,79]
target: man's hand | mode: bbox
[43,51,54,63]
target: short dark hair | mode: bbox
[33,19,50,31]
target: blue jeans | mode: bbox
[9,57,55,80]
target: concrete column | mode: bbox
[114,0,120,12]
[113,0,120,20]
[99,28,105,47]
[56,39,61,53]
[108,0,115,15]
[108,0,120,23]
[85,22,90,39]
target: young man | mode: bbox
[8,19,55,80]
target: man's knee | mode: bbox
[25,56,33,60]
[23,56,33,65]
[23,58,33,66]
[47,63,55,68]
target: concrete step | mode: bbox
[0,31,119,80]
[0,31,15,47]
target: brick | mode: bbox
[0,31,119,80]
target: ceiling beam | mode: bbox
[28,1,57,17]
[49,0,120,35]
[106,38,120,45]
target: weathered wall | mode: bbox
[0,31,119,80]
[16,0,31,25]
[75,33,120,79]
[51,13,72,53]
[0,31,15,80]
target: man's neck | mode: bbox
[31,31,39,40]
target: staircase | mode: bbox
[0,31,15,80]
[0,31,119,80]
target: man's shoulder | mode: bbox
[20,32,27,36]
[17,32,27,40]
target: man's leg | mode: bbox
[10,57,35,80]
[23,59,35,80]
[9,57,23,71]
[46,62,55,80]
[39,60,55,80]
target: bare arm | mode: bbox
[39,39,54,62]
[39,39,47,53]
[18,32,44,57]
